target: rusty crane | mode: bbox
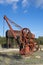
[4,15,39,55]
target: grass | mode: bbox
[0,50,43,65]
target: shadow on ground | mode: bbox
[0,53,22,60]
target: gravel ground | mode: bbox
[0,50,43,65]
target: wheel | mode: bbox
[20,28,31,44]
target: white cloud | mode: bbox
[6,0,19,3]
[0,0,4,4]
[22,0,30,7]
[12,3,18,10]
[0,0,19,11]
[35,0,43,8]
[22,0,43,8]
[0,0,19,4]
[0,0,43,12]
[6,0,19,10]
[24,10,28,13]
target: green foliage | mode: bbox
[0,36,6,44]
[38,36,43,45]
[9,38,18,48]
[0,36,43,46]
[34,36,43,45]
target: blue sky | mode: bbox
[0,0,43,38]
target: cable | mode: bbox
[7,17,22,29]
[3,19,4,37]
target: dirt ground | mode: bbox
[0,50,43,65]
[0,45,43,65]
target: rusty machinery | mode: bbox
[4,15,39,55]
